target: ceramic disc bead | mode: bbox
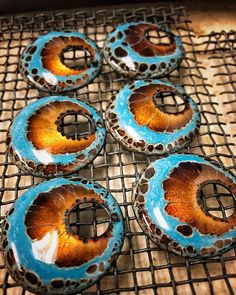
[106,79,200,155]
[19,31,102,92]
[7,96,106,177]
[133,154,236,258]
[1,178,124,294]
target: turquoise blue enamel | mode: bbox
[133,154,236,258]
[103,22,184,78]
[6,96,106,177]
[1,178,124,294]
[106,80,200,155]
[19,31,102,92]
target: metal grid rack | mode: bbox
[0,5,235,295]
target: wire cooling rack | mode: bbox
[0,5,235,295]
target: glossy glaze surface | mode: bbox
[1,178,124,294]
[19,31,102,92]
[7,96,106,177]
[106,80,200,155]
[104,22,184,78]
[133,154,236,258]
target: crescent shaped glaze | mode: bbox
[106,80,200,155]
[19,31,102,92]
[1,178,124,294]
[7,96,106,177]
[133,154,236,257]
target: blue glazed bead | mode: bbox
[103,22,184,78]
[106,79,200,155]
[7,96,106,177]
[19,31,102,92]
[1,178,124,294]
[133,153,236,258]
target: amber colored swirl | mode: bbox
[164,162,236,236]
[125,24,176,57]
[24,184,110,268]
[41,36,94,76]
[129,84,193,132]
[27,101,95,154]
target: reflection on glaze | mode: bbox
[7,96,106,177]
[133,154,236,258]
[32,230,59,264]
[19,31,102,92]
[153,207,169,231]
[1,178,124,294]
[104,22,184,78]
[106,80,200,155]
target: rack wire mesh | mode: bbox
[0,5,235,295]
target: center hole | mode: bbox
[58,111,95,140]
[199,183,236,220]
[61,46,91,70]
[145,29,171,45]
[68,201,110,240]
[153,91,185,114]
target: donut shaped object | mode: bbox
[1,178,124,294]
[19,31,102,92]
[103,22,184,78]
[106,80,200,155]
[7,96,106,177]
[133,154,236,258]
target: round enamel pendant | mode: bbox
[19,31,102,92]
[106,80,200,155]
[133,154,236,258]
[1,178,124,294]
[7,96,106,177]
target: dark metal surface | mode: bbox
[0,0,149,14]
[0,5,235,295]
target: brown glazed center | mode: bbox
[125,24,176,57]
[27,101,96,155]
[41,36,95,76]
[164,162,236,236]
[25,184,111,268]
[128,84,193,132]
